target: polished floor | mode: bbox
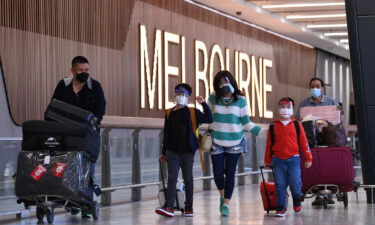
[0,184,374,225]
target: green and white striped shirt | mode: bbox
[208,93,261,147]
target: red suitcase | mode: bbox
[260,166,278,213]
[301,146,354,193]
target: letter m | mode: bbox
[140,24,162,109]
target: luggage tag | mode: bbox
[30,165,47,181]
[52,162,66,177]
[44,155,50,164]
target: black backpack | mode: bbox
[269,120,300,149]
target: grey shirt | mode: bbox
[296,95,339,120]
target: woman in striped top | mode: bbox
[208,70,262,216]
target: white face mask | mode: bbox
[175,95,189,106]
[279,108,293,119]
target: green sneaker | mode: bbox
[81,211,92,219]
[70,208,80,215]
[221,204,230,217]
[220,197,224,209]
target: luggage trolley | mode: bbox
[301,146,354,209]
[302,184,349,209]
[17,195,100,224]
[15,150,101,224]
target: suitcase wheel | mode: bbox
[36,206,45,221]
[92,201,100,220]
[266,210,269,214]
[343,192,348,207]
[323,197,328,209]
[46,207,55,224]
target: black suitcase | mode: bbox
[45,99,98,129]
[15,151,93,205]
[22,120,100,161]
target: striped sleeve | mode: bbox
[239,98,261,136]
[207,94,215,111]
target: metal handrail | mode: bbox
[100,170,269,192]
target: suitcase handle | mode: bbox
[159,160,167,191]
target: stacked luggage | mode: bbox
[15,99,101,223]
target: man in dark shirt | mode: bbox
[51,56,106,124]
[51,56,105,218]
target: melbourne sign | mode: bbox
[139,24,273,118]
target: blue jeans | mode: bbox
[271,156,302,209]
[211,141,246,200]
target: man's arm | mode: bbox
[94,83,106,124]
[51,80,64,101]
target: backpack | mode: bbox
[166,107,199,139]
[269,120,300,149]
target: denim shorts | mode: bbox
[210,138,247,155]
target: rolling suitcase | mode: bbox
[158,161,185,212]
[301,146,354,193]
[260,166,278,214]
[45,99,98,129]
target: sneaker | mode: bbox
[220,197,224,209]
[155,206,174,217]
[293,198,302,212]
[184,205,194,217]
[312,196,323,206]
[221,204,230,217]
[70,207,80,215]
[275,208,286,217]
[81,211,92,219]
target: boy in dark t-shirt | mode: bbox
[155,83,213,217]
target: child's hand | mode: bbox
[305,162,312,168]
[159,155,166,163]
[196,96,205,104]
[264,164,272,169]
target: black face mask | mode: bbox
[220,85,233,95]
[76,72,89,83]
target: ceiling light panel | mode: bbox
[263,3,345,9]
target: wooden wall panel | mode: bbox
[0,0,316,125]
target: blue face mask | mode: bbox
[220,77,235,95]
[310,88,321,98]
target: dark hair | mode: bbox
[309,77,325,88]
[72,56,89,67]
[278,97,295,108]
[174,83,192,96]
[213,70,243,103]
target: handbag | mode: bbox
[321,121,347,146]
[199,130,212,152]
